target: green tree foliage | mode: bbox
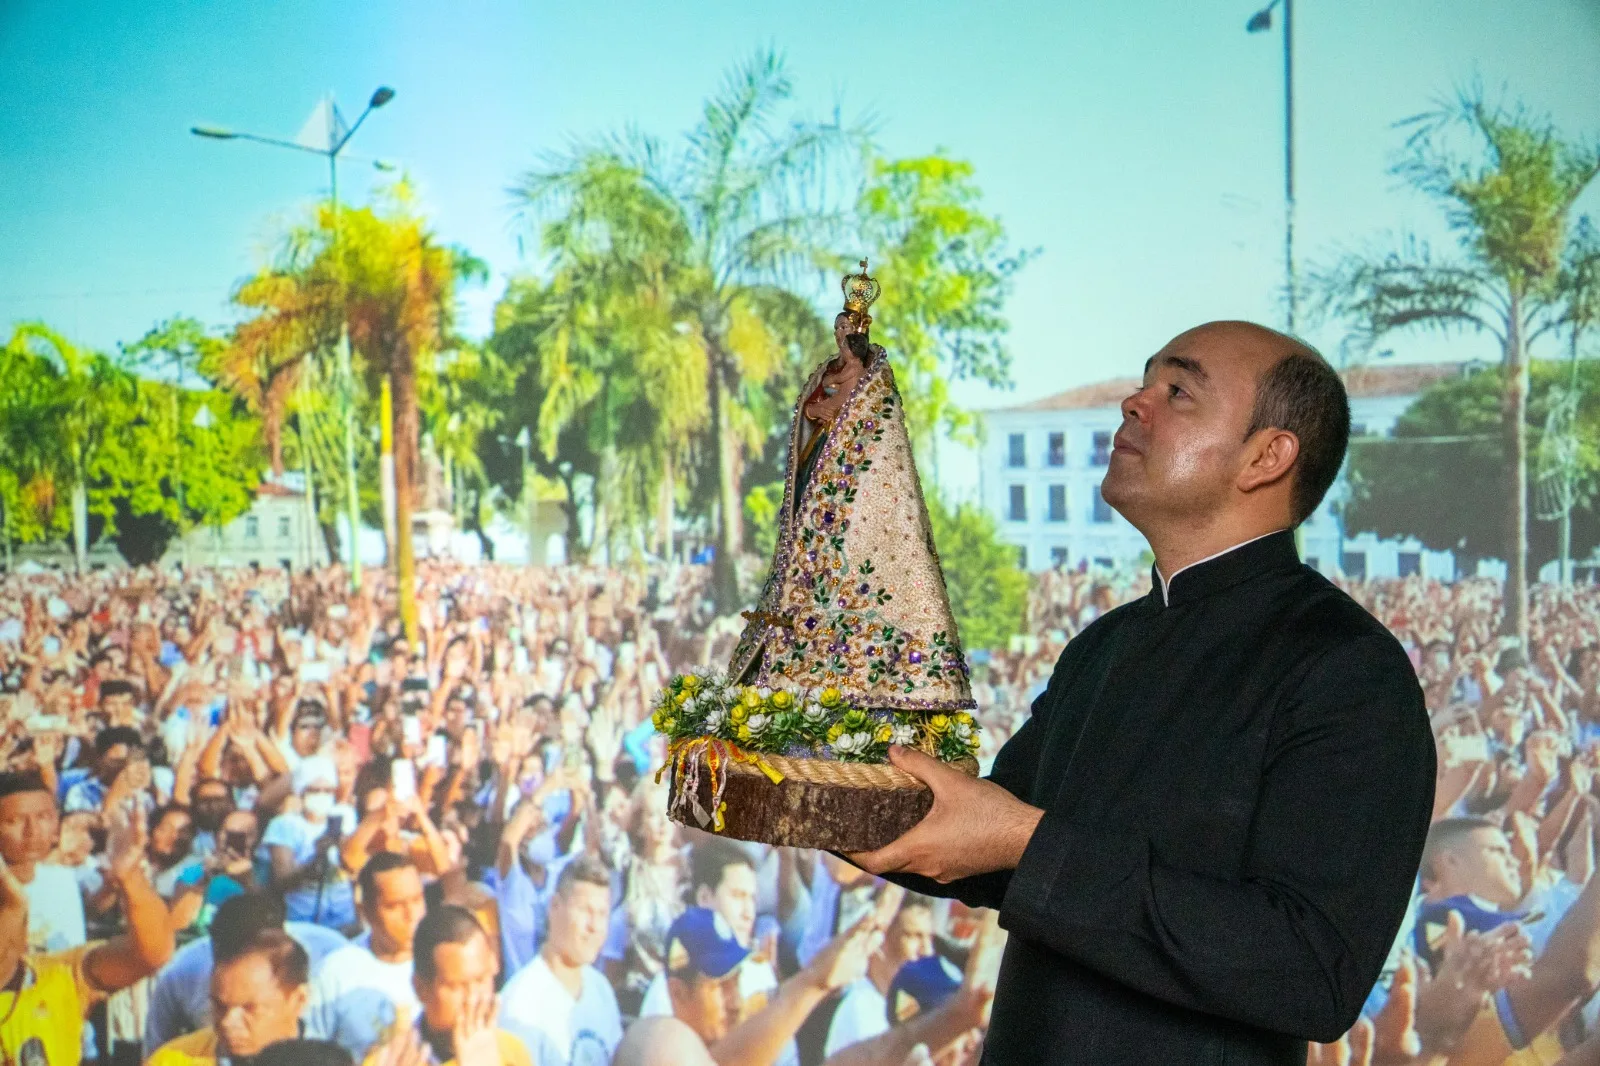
[512,48,860,605]
[925,492,1028,652]
[1311,90,1600,639]
[857,155,1034,459]
[1346,362,1600,571]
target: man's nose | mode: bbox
[1120,387,1150,423]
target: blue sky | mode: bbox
[3,0,1598,416]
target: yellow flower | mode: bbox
[729,705,749,724]
[955,712,975,727]
[651,709,665,730]
[819,687,843,708]
[827,723,844,742]
[682,675,702,694]
[770,690,795,710]
[737,724,752,743]
[874,724,893,743]
[741,688,763,709]
[928,714,951,734]
[661,716,677,732]
[675,691,689,706]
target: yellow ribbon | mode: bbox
[656,736,787,834]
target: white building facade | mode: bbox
[979,363,1466,581]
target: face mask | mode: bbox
[303,792,335,819]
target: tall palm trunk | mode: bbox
[71,478,88,573]
[1503,288,1529,644]
[708,343,741,612]
[391,352,421,644]
[656,452,674,559]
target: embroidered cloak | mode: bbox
[725,349,975,713]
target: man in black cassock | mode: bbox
[848,321,1435,1065]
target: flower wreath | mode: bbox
[650,672,981,765]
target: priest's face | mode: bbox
[1102,323,1285,531]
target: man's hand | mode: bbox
[804,913,881,994]
[452,983,501,1066]
[848,746,1043,883]
[371,1009,429,1066]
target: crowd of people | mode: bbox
[14,556,1600,1065]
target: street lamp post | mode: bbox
[1247,0,1296,334]
[192,85,395,588]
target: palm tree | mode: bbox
[513,48,862,610]
[1311,91,1600,642]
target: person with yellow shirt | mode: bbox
[144,928,311,1066]
[0,803,175,1066]
[363,906,531,1066]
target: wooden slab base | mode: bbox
[669,763,932,852]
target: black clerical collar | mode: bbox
[1150,528,1299,608]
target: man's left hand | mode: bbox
[847,745,1043,883]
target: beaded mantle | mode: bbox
[725,350,976,713]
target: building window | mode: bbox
[277,515,292,539]
[1008,485,1027,522]
[1016,545,1028,569]
[1398,551,1422,578]
[1091,485,1112,523]
[1341,551,1367,580]
[1091,431,1112,466]
[1050,546,1069,567]
[245,516,259,540]
[1047,432,1065,467]
[1047,484,1067,522]
[1007,433,1026,468]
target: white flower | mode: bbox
[831,731,873,756]
[747,713,772,735]
[953,722,976,743]
[757,686,773,700]
[802,700,827,722]
[681,696,699,716]
[890,723,918,746]
[705,708,728,731]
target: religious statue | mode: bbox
[653,261,979,851]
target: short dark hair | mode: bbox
[690,839,755,895]
[556,855,612,900]
[192,777,231,801]
[93,726,143,757]
[358,851,417,911]
[215,928,308,990]
[0,771,53,804]
[150,802,192,832]
[98,680,137,703]
[412,905,487,983]
[211,892,287,960]
[254,1040,353,1066]
[1420,817,1499,886]
[1243,348,1350,525]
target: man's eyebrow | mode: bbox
[1152,353,1209,383]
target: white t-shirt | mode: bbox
[305,942,419,1061]
[24,863,87,952]
[497,955,622,1066]
[825,978,890,1058]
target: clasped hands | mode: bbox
[847,745,1044,884]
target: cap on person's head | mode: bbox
[292,755,338,795]
[1497,646,1530,674]
[886,955,964,1023]
[665,906,749,981]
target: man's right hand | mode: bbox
[804,913,880,994]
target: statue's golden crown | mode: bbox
[841,259,881,315]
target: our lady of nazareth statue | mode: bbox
[653,260,980,852]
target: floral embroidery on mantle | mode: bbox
[725,352,975,714]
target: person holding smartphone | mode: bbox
[262,757,357,931]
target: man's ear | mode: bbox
[1237,428,1300,495]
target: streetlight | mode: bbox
[1246,0,1296,334]
[191,85,396,588]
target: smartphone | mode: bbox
[424,734,448,768]
[391,760,417,803]
[401,717,422,746]
[222,830,251,854]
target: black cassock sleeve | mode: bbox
[998,634,1434,1043]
